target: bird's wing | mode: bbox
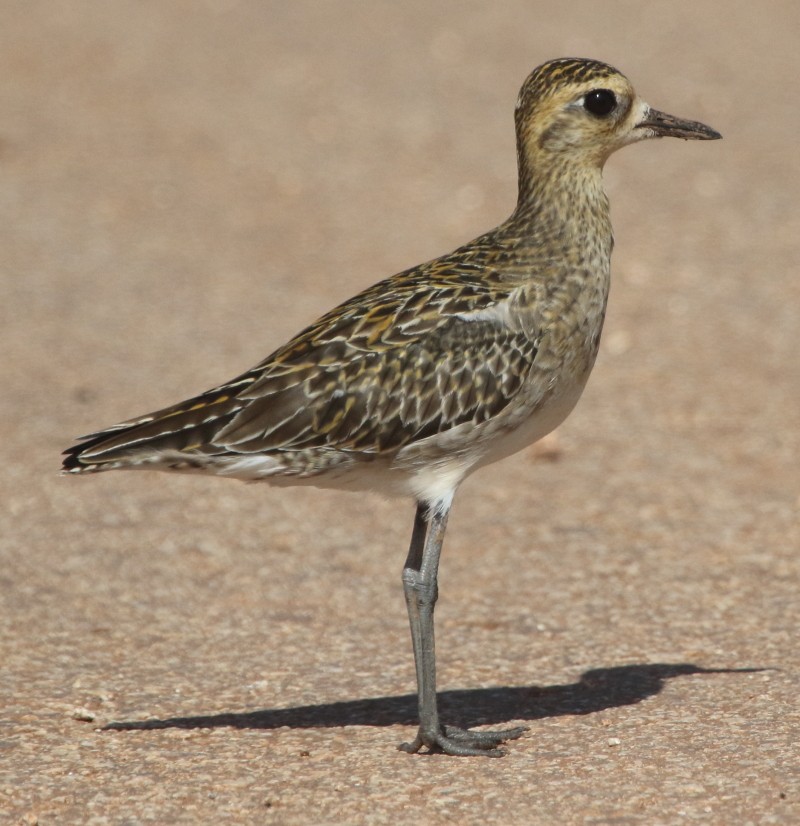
[63,262,539,468]
[217,294,538,455]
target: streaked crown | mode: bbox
[515,58,638,163]
[516,58,624,113]
[512,57,719,198]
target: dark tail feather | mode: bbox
[61,391,246,472]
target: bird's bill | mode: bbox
[637,107,721,140]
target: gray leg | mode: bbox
[399,500,528,756]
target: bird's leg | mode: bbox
[400,502,440,750]
[399,498,527,757]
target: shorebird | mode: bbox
[63,58,720,756]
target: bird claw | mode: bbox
[399,724,528,757]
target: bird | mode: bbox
[62,57,720,756]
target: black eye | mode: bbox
[583,89,617,117]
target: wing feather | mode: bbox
[215,308,538,454]
[63,243,541,471]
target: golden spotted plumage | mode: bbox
[62,58,720,756]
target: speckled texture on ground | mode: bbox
[2,2,798,824]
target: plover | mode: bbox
[63,58,720,756]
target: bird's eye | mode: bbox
[583,89,617,117]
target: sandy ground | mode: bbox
[2,1,798,823]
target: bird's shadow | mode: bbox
[103,663,764,733]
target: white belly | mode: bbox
[394,361,593,505]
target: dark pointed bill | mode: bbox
[638,108,721,140]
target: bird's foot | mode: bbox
[399,724,527,757]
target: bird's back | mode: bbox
[62,224,559,486]
[62,60,629,496]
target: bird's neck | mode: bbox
[510,154,611,240]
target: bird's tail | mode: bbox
[61,387,246,473]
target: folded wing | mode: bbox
[63,271,538,472]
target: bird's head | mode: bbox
[515,58,721,172]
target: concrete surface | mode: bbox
[2,1,798,823]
